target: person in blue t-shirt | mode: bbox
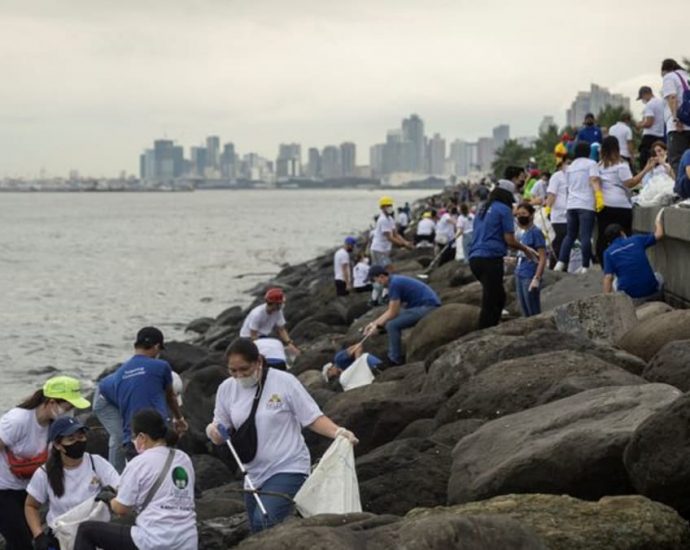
[514,203,547,317]
[675,149,690,199]
[469,166,539,329]
[576,113,603,147]
[113,326,187,459]
[364,267,441,366]
[602,209,665,301]
[93,372,126,472]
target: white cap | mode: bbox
[321,363,334,382]
[496,179,516,193]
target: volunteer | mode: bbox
[415,211,436,247]
[0,376,90,550]
[25,417,120,550]
[352,253,372,293]
[239,288,300,355]
[74,409,198,550]
[370,196,413,268]
[93,372,125,473]
[514,203,547,317]
[255,337,289,370]
[545,159,570,268]
[322,342,382,386]
[455,203,474,263]
[434,207,459,266]
[206,338,358,533]
[334,236,356,296]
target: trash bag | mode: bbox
[339,354,375,392]
[533,206,556,245]
[293,436,362,517]
[637,174,676,207]
[51,496,110,550]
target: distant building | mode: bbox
[539,116,556,136]
[190,147,208,176]
[516,136,537,148]
[369,144,385,177]
[306,147,321,178]
[566,84,631,128]
[276,143,302,178]
[321,146,341,179]
[220,143,236,178]
[206,136,220,171]
[492,125,510,149]
[449,139,472,176]
[427,133,446,175]
[340,142,356,177]
[402,114,426,173]
[139,140,185,181]
[477,137,496,173]
[240,153,273,181]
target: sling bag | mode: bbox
[231,367,270,464]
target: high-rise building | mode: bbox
[206,136,220,170]
[427,133,446,175]
[220,143,236,178]
[449,139,472,176]
[492,125,510,149]
[402,114,426,173]
[477,137,496,173]
[276,143,302,178]
[566,84,631,128]
[306,147,321,178]
[321,146,341,179]
[340,142,356,177]
[369,144,385,176]
[190,147,208,176]
[538,116,556,136]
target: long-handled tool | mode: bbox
[416,229,463,280]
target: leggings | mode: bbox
[469,257,505,329]
[0,489,32,550]
[74,522,138,550]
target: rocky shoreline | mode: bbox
[82,189,690,549]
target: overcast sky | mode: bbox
[1,0,687,177]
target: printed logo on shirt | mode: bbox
[266,394,283,409]
[172,466,189,490]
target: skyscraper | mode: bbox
[538,116,556,136]
[276,143,302,178]
[477,137,496,173]
[190,147,208,176]
[566,84,631,128]
[492,125,510,149]
[449,139,471,176]
[306,147,321,178]
[206,136,220,170]
[402,114,426,173]
[427,133,446,175]
[340,142,356,177]
[220,143,236,178]
[321,146,341,179]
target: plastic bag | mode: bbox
[533,206,556,245]
[637,174,676,207]
[293,436,362,517]
[51,496,110,550]
[338,354,375,392]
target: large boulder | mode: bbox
[160,341,209,374]
[636,301,674,322]
[182,364,228,433]
[198,514,250,549]
[410,494,690,550]
[553,293,638,344]
[618,310,690,362]
[540,269,604,311]
[447,384,681,505]
[642,340,690,391]
[624,392,690,517]
[406,304,480,362]
[435,350,645,424]
[191,454,236,491]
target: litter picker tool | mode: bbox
[417,229,463,279]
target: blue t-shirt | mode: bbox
[98,373,118,406]
[515,226,546,279]
[469,202,514,259]
[113,354,173,442]
[333,350,382,371]
[603,234,658,298]
[675,149,690,199]
[387,275,441,309]
[577,125,603,145]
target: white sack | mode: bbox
[51,496,110,550]
[637,174,676,207]
[339,354,374,392]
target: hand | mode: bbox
[173,417,189,434]
[33,533,58,550]
[405,241,414,250]
[523,246,539,262]
[594,190,605,212]
[676,120,684,132]
[363,322,378,337]
[287,343,301,356]
[528,277,540,292]
[335,427,359,445]
[205,423,224,446]
[95,485,117,507]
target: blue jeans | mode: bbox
[244,472,307,533]
[558,208,595,268]
[92,386,126,473]
[385,305,438,363]
[515,275,541,317]
[461,233,473,263]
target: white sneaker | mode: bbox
[553,261,565,272]
[576,267,589,275]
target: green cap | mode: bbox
[43,376,91,409]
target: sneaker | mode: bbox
[553,261,566,272]
[576,267,589,275]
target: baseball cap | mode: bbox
[637,86,652,100]
[334,349,352,370]
[48,416,89,442]
[135,326,165,349]
[496,180,516,194]
[368,265,388,281]
[265,288,285,304]
[345,236,357,246]
[43,376,91,409]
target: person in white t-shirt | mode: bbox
[415,212,436,247]
[608,113,635,167]
[0,376,90,550]
[455,203,474,264]
[75,409,197,550]
[333,236,356,296]
[25,417,120,550]
[636,86,666,169]
[545,159,570,268]
[661,58,690,173]
[640,141,676,189]
[554,141,603,273]
[255,337,288,371]
[529,173,549,206]
[594,136,654,262]
[206,339,358,533]
[370,196,413,268]
[352,253,372,293]
[434,208,459,266]
[239,288,300,356]
[396,207,410,234]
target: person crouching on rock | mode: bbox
[74,409,198,550]
[363,266,441,367]
[322,341,382,389]
[205,338,358,533]
[25,417,120,550]
[239,288,301,357]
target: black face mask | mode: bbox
[62,440,87,460]
[517,216,531,226]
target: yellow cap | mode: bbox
[378,196,394,208]
[422,212,432,219]
[43,376,90,409]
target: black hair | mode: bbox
[479,188,513,219]
[600,136,621,167]
[460,203,469,216]
[661,58,682,72]
[17,389,48,410]
[584,113,595,120]
[503,166,524,181]
[131,409,168,441]
[516,202,535,215]
[449,207,458,216]
[603,224,626,250]
[224,337,261,364]
[620,112,632,123]
[46,445,66,497]
[542,171,551,179]
[574,141,591,159]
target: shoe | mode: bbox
[553,261,565,272]
[576,267,589,275]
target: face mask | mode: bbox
[517,216,531,226]
[372,282,383,292]
[62,439,87,460]
[384,206,394,216]
[237,368,260,389]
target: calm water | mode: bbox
[0,189,428,410]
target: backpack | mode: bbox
[675,72,690,126]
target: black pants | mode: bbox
[668,131,690,175]
[469,257,505,329]
[596,207,633,264]
[0,489,32,550]
[335,280,349,296]
[354,284,372,293]
[436,244,456,267]
[638,134,664,171]
[550,223,567,269]
[75,522,138,550]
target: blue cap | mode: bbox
[345,236,357,246]
[334,350,352,370]
[48,417,88,442]
[368,265,388,281]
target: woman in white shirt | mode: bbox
[595,136,653,261]
[74,409,198,550]
[25,417,120,550]
[455,203,474,264]
[545,160,569,268]
[641,141,676,188]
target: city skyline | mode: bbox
[1,0,687,177]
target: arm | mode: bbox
[307,415,341,439]
[654,209,665,241]
[535,247,547,280]
[638,116,654,129]
[505,233,538,260]
[370,300,402,329]
[249,329,259,340]
[165,385,187,433]
[110,498,133,517]
[545,193,556,208]
[24,495,43,538]
[277,326,300,354]
[341,262,351,288]
[385,230,413,249]
[623,161,654,188]
[603,274,614,293]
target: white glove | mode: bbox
[335,427,359,445]
[528,277,540,292]
[205,423,224,445]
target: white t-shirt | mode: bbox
[609,122,633,158]
[436,213,457,242]
[333,248,351,282]
[27,453,120,526]
[370,214,396,253]
[416,218,435,236]
[117,446,197,550]
[662,69,690,132]
[255,338,287,362]
[565,158,599,211]
[642,97,666,137]
[396,211,410,227]
[239,304,287,338]
[353,261,370,288]
[546,171,568,224]
[530,180,547,201]
[456,214,473,235]
[213,368,322,489]
[0,408,49,491]
[598,162,633,209]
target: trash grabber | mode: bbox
[417,229,462,279]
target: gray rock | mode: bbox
[159,341,209,374]
[643,339,690,390]
[553,293,638,344]
[198,513,251,549]
[185,317,215,335]
[298,370,327,392]
[428,418,486,448]
[541,269,604,311]
[618,310,690,361]
[191,453,235,491]
[406,304,480,362]
[636,300,674,322]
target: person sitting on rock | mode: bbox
[414,211,436,247]
[602,209,665,303]
[255,337,289,371]
[239,288,300,356]
[363,265,441,366]
[352,253,372,293]
[321,342,382,388]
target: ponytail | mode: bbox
[46,445,65,497]
[17,390,47,410]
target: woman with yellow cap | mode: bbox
[0,376,90,550]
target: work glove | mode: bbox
[595,190,605,212]
[335,427,359,445]
[95,485,117,507]
[528,277,540,292]
[544,206,552,218]
[33,532,58,550]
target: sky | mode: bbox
[0,0,687,178]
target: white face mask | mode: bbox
[237,368,260,389]
[384,206,394,215]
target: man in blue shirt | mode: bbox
[112,326,187,459]
[576,113,603,146]
[674,149,690,199]
[603,210,665,301]
[364,266,441,366]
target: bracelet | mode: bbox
[284,339,293,346]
